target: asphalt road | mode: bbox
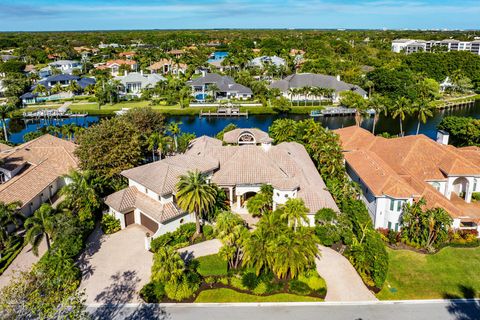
[87,299,480,320]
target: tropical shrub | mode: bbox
[229,276,247,290]
[298,270,326,291]
[139,281,165,303]
[252,282,268,295]
[164,275,199,301]
[449,229,479,246]
[242,272,260,290]
[101,214,121,234]
[472,192,480,202]
[289,280,310,295]
[215,211,249,270]
[401,198,452,251]
[150,222,197,252]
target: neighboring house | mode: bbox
[1,55,18,62]
[114,71,166,96]
[105,129,338,240]
[147,59,188,75]
[335,126,480,233]
[21,74,95,104]
[269,73,367,103]
[96,59,138,76]
[0,134,78,217]
[187,73,253,101]
[49,60,83,74]
[392,39,480,55]
[0,78,5,97]
[98,43,120,49]
[249,56,286,68]
[119,51,136,59]
[168,49,185,58]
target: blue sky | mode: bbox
[1,0,479,31]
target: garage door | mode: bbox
[125,211,135,227]
[140,213,159,234]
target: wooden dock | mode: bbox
[199,107,248,118]
[311,107,375,117]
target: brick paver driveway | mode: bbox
[78,225,153,304]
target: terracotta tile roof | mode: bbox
[105,186,183,223]
[335,126,480,222]
[147,59,188,71]
[0,135,77,207]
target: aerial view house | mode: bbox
[20,74,96,104]
[270,73,367,103]
[114,71,166,96]
[49,60,83,74]
[187,73,253,101]
[105,129,338,240]
[96,59,138,76]
[0,135,78,217]
[335,126,480,233]
[249,56,286,68]
[147,59,188,75]
[391,39,480,55]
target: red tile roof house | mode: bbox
[95,59,138,76]
[105,129,338,246]
[335,126,480,234]
[0,135,78,217]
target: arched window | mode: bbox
[431,182,441,192]
[238,132,256,145]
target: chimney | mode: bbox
[437,130,449,145]
[336,75,341,81]
[261,138,273,152]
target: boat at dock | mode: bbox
[311,107,375,117]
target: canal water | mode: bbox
[6,101,480,144]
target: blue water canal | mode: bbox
[6,101,480,144]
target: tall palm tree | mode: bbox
[24,203,56,256]
[413,99,434,135]
[176,170,217,237]
[0,104,14,142]
[392,97,412,137]
[151,246,185,283]
[368,94,388,135]
[33,84,48,96]
[280,198,309,231]
[302,86,312,106]
[167,121,182,152]
[0,201,22,252]
[208,83,220,101]
[50,83,63,95]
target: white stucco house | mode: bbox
[114,71,166,96]
[105,128,339,243]
[187,73,253,101]
[335,126,480,234]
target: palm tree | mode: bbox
[392,97,412,137]
[176,170,217,237]
[208,83,220,101]
[280,198,309,231]
[151,246,185,283]
[0,201,22,252]
[0,104,14,142]
[302,86,312,106]
[67,80,82,95]
[147,132,162,161]
[33,84,48,96]
[24,204,56,256]
[60,170,101,222]
[50,83,63,95]
[413,99,434,135]
[368,94,388,135]
[167,121,182,152]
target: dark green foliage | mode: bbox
[101,214,121,234]
[242,272,260,290]
[216,123,237,140]
[438,116,480,147]
[150,222,197,252]
[0,60,26,73]
[472,192,480,201]
[288,280,310,295]
[140,281,165,303]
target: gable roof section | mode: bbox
[223,129,270,144]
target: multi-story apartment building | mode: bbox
[392,39,480,55]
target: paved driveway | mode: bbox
[78,225,153,304]
[315,245,377,301]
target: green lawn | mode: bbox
[377,247,480,300]
[195,288,323,303]
[196,254,228,277]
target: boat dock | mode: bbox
[199,107,248,118]
[311,107,375,117]
[23,103,87,120]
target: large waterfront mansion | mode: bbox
[335,126,480,234]
[105,129,339,238]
